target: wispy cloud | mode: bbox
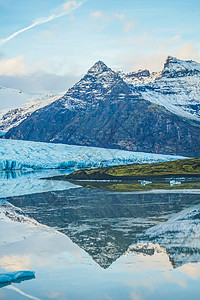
[114,13,125,21]
[90,11,110,22]
[90,10,135,33]
[0,55,26,75]
[0,1,83,46]
[123,21,135,33]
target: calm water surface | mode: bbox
[0,170,200,299]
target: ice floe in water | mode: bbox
[0,271,35,283]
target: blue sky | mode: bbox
[0,0,199,93]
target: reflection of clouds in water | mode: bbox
[0,255,31,271]
[46,292,62,299]
[6,286,40,300]
[0,206,91,271]
[178,263,200,280]
[116,249,172,274]
[164,272,187,288]
[0,213,200,299]
[130,291,143,300]
[108,251,172,294]
[122,259,200,296]
[0,290,5,298]
[1,187,200,298]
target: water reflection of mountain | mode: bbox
[6,188,200,269]
[130,203,200,268]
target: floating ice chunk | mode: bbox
[140,180,152,186]
[170,180,181,186]
[0,271,35,283]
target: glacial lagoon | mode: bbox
[1,170,200,299]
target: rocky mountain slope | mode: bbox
[5,57,200,157]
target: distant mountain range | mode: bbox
[3,56,200,157]
[0,89,64,134]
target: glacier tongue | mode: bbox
[0,139,185,171]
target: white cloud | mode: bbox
[115,33,200,73]
[0,1,83,47]
[123,21,135,33]
[40,24,60,38]
[173,41,200,61]
[90,10,135,33]
[62,0,81,12]
[90,11,110,22]
[0,71,80,93]
[114,13,125,21]
[0,55,26,75]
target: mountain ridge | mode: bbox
[4,56,200,157]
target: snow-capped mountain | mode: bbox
[0,88,64,133]
[121,56,200,121]
[4,57,200,157]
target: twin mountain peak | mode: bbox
[3,56,200,157]
[83,56,200,80]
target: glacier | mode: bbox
[0,139,186,171]
[0,139,186,198]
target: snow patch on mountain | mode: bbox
[0,139,185,171]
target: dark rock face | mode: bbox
[5,60,200,157]
[126,69,150,80]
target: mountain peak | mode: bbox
[164,55,179,66]
[162,56,200,77]
[87,60,110,75]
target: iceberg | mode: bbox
[0,139,186,171]
[0,271,35,283]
